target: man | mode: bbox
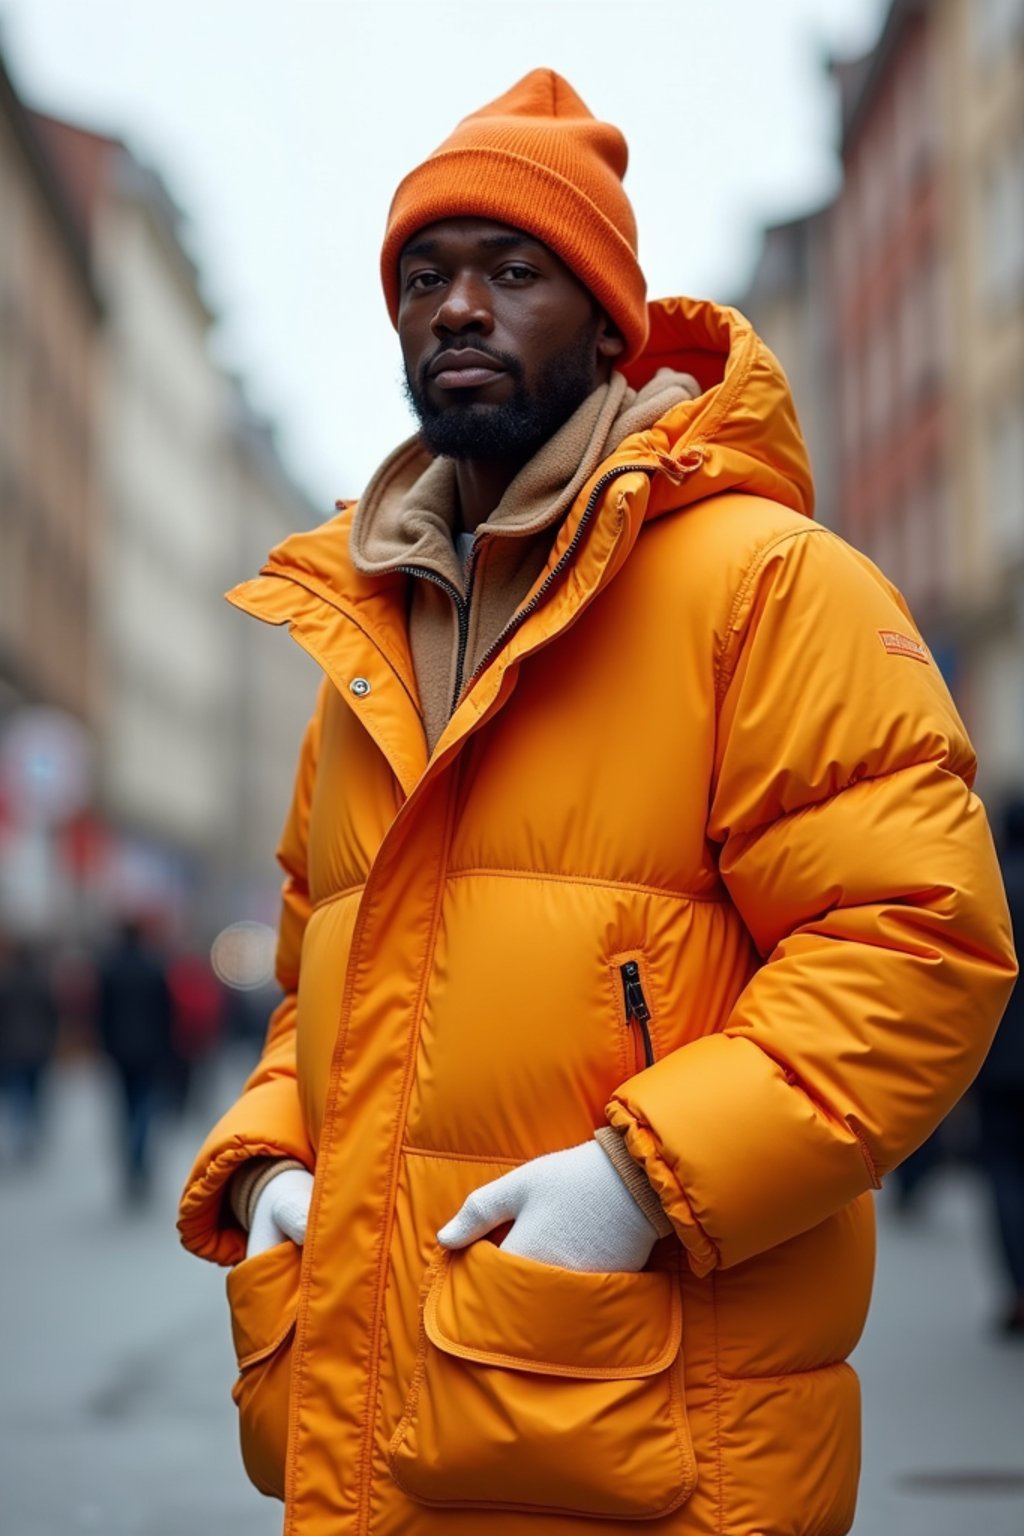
[98,916,173,1205]
[0,936,59,1162]
[179,71,1016,1536]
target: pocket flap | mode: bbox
[424,1241,680,1379]
[226,1240,301,1370]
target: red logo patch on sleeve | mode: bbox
[878,629,930,663]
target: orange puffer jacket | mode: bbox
[179,297,1016,1536]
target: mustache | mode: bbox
[418,342,524,392]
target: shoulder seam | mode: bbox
[714,524,829,709]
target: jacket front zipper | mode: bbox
[620,959,655,1068]
[466,463,651,694]
[400,462,651,724]
[397,541,482,716]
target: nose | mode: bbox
[430,271,494,341]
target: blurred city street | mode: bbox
[0,1056,1021,1536]
[0,4,1021,1535]
[0,1053,280,1536]
[852,1169,1024,1535]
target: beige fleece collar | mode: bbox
[349,367,700,595]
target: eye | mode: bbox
[497,263,538,283]
[405,270,445,293]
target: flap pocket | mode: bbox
[389,1242,695,1520]
[226,1240,301,1501]
[426,1239,681,1378]
[227,1240,301,1369]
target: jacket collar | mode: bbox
[347,367,699,593]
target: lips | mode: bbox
[428,349,506,390]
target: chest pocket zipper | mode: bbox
[620,960,655,1069]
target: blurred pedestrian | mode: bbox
[96,917,172,1205]
[166,948,225,1119]
[0,936,59,1162]
[178,70,1016,1536]
[977,798,1024,1335]
[889,1123,947,1213]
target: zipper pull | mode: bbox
[620,960,655,1067]
[621,960,650,1023]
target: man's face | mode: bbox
[398,218,624,461]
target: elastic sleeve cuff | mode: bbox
[229,1158,307,1231]
[594,1125,674,1237]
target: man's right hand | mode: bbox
[246,1167,314,1260]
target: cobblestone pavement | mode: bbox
[0,1058,1021,1535]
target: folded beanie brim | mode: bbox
[380,71,649,362]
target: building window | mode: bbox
[841,352,862,466]
[987,392,1024,561]
[862,121,890,254]
[900,254,942,404]
[930,253,954,380]
[973,0,1024,68]
[866,318,895,445]
[869,495,903,590]
[899,277,919,404]
[980,135,1024,314]
[897,30,943,192]
[917,33,943,178]
[931,471,955,604]
[903,477,929,609]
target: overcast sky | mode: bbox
[3,0,885,511]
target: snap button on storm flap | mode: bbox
[349,677,371,698]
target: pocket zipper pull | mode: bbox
[620,961,655,1068]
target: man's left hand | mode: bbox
[437,1140,659,1272]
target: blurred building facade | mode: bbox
[0,54,101,728]
[741,0,1024,805]
[831,0,954,645]
[225,394,321,927]
[947,0,1024,791]
[34,113,239,931]
[736,208,837,528]
[0,50,320,946]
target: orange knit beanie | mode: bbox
[381,69,648,362]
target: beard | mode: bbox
[403,321,603,462]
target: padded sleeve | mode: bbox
[177,683,325,1265]
[607,528,1017,1276]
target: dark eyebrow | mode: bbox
[400,230,543,263]
[477,232,541,252]
[401,237,440,260]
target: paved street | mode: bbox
[0,1057,1021,1535]
[0,1054,279,1536]
[852,1169,1024,1534]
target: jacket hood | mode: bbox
[611,295,814,523]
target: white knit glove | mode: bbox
[437,1140,659,1273]
[246,1168,314,1260]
